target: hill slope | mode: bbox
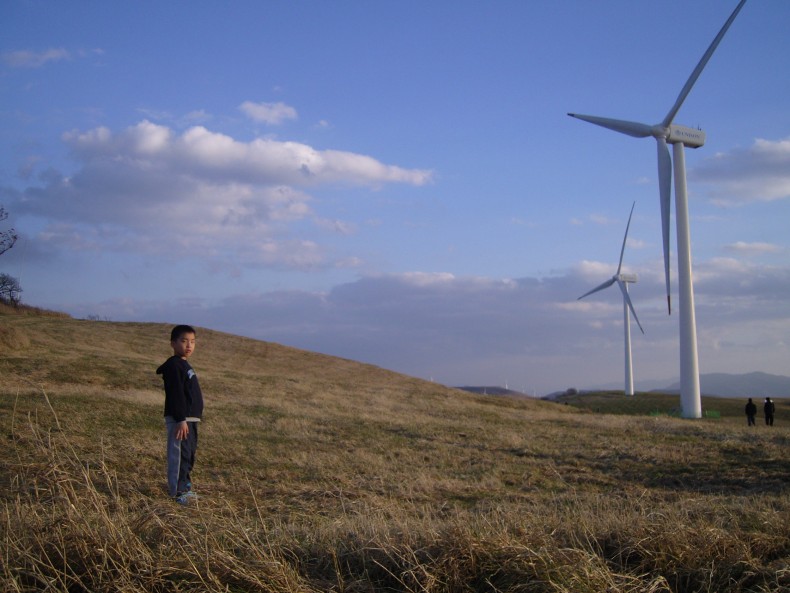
[661,371,790,398]
[2,308,790,593]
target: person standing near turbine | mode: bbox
[764,397,775,426]
[744,398,757,426]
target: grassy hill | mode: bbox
[2,305,789,592]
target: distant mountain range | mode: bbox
[656,372,790,399]
[461,372,790,400]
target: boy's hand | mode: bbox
[175,421,189,440]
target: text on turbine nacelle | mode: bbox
[667,124,706,148]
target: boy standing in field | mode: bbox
[157,325,204,504]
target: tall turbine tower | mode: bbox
[568,0,747,418]
[578,202,643,397]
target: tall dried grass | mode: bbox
[4,384,790,592]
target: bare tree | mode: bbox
[0,205,18,256]
[0,273,22,304]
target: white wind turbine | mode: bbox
[568,0,747,418]
[578,202,643,397]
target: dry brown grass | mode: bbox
[2,311,790,592]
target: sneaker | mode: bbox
[174,491,198,505]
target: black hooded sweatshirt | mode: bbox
[156,356,204,422]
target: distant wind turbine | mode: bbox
[578,201,643,397]
[568,0,747,418]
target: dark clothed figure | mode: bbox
[745,398,757,426]
[157,325,204,504]
[764,397,775,426]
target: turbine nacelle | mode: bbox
[617,273,638,284]
[667,124,705,148]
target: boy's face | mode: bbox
[171,332,196,359]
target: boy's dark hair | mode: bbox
[170,324,197,342]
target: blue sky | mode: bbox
[2,1,789,395]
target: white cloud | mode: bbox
[65,259,790,394]
[724,241,782,256]
[239,101,298,125]
[317,149,433,187]
[136,107,173,122]
[691,137,790,206]
[575,259,618,278]
[182,110,212,125]
[589,213,615,225]
[2,48,71,68]
[60,121,433,188]
[571,213,631,227]
[8,119,432,269]
[626,237,646,250]
[314,218,357,235]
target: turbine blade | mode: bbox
[657,137,673,314]
[578,277,616,301]
[616,201,637,276]
[618,280,645,334]
[568,113,653,138]
[661,0,748,127]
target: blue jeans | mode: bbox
[165,418,198,497]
